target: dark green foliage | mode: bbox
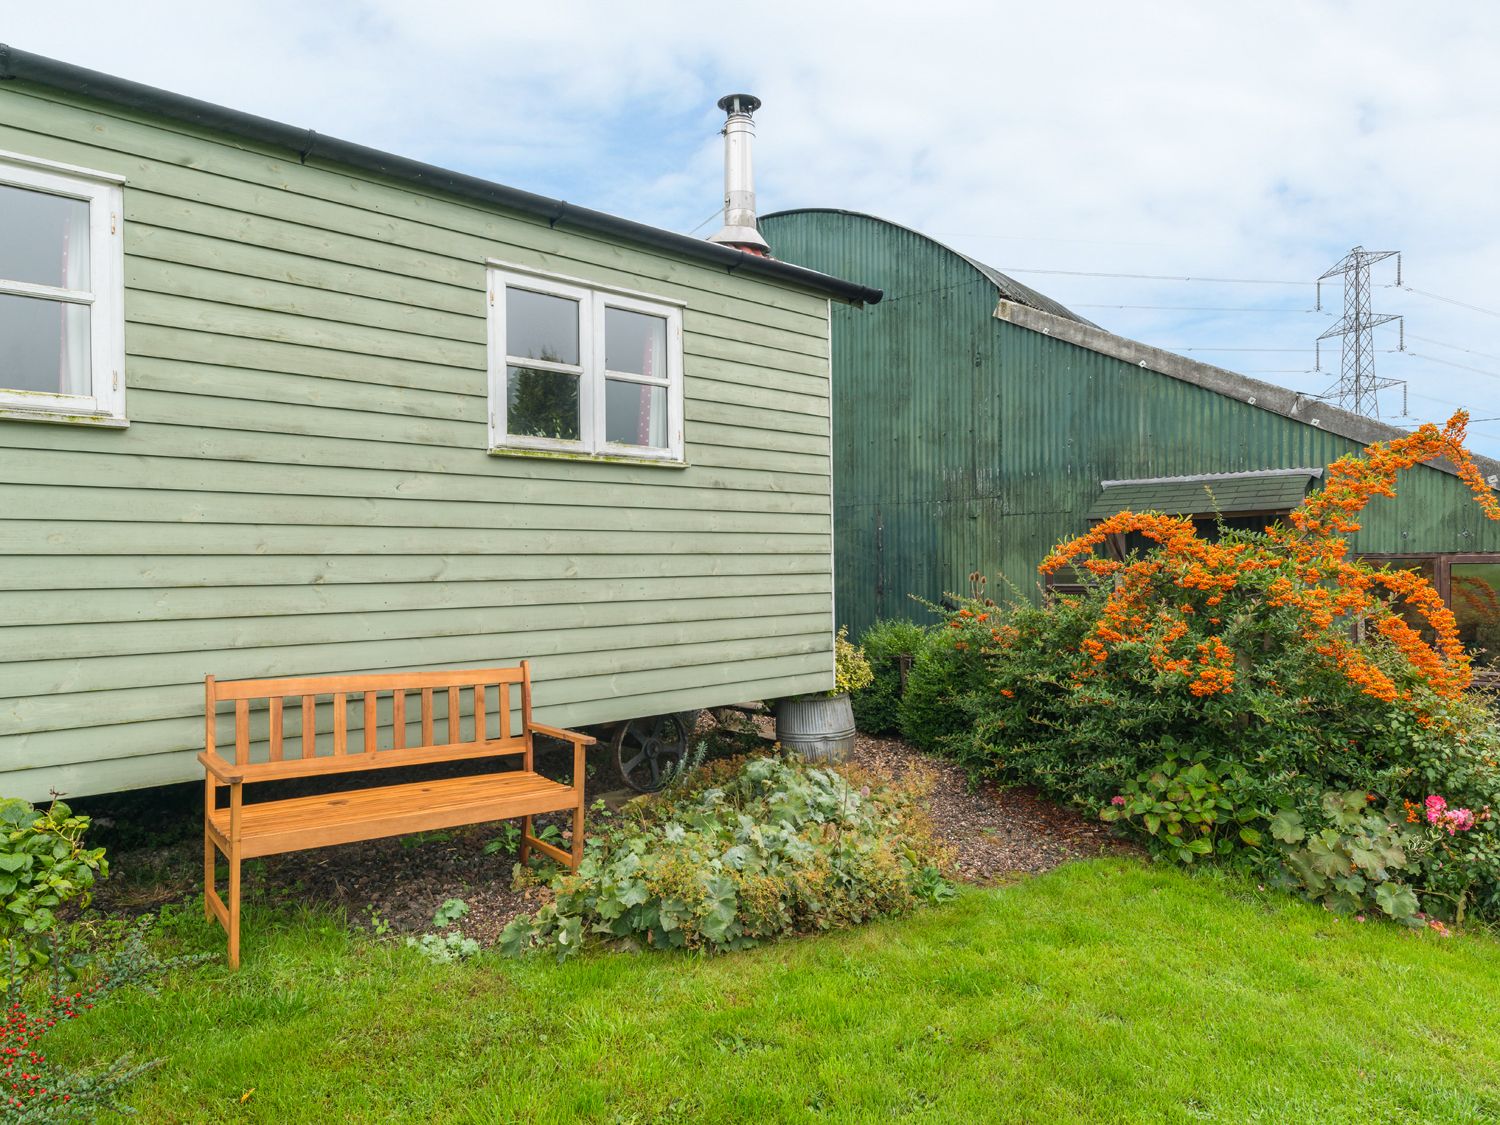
[851,619,928,735]
[500,754,953,960]
[0,801,107,974]
[1267,792,1422,921]
[507,363,579,440]
[898,626,988,751]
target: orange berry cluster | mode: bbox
[1039,412,1499,707]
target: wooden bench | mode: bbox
[198,663,594,967]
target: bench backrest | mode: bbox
[205,664,533,783]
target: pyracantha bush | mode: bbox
[939,412,1500,923]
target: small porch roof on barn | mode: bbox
[1087,468,1324,521]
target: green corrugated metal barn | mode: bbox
[0,50,881,801]
[759,208,1500,656]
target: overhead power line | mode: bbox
[1405,333,1500,365]
[1396,285,1500,320]
[1071,303,1327,314]
[1405,351,1500,381]
[996,266,1316,285]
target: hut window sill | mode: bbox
[0,402,128,428]
[487,446,687,469]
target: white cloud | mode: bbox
[8,1,1500,447]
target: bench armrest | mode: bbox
[526,722,593,794]
[198,751,244,785]
[526,722,596,746]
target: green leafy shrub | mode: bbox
[1269,791,1423,921]
[1098,748,1270,865]
[0,800,107,973]
[832,626,874,697]
[934,417,1500,924]
[898,615,990,752]
[500,754,954,960]
[406,900,480,964]
[851,619,929,735]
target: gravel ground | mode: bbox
[93,733,1133,942]
[849,733,1136,883]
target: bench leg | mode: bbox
[518,815,532,865]
[226,844,242,970]
[571,800,584,870]
[203,826,215,924]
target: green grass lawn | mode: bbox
[52,859,1500,1124]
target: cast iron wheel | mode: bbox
[612,712,690,792]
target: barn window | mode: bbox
[1361,554,1500,676]
[0,150,126,427]
[486,263,684,463]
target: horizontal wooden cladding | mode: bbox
[0,420,831,499]
[0,95,831,323]
[124,324,831,412]
[0,551,829,594]
[212,666,525,701]
[123,243,830,365]
[2,613,831,700]
[116,386,832,462]
[5,636,828,750]
[121,357,831,438]
[100,386,830,473]
[0,448,832,520]
[121,286,831,385]
[0,520,829,559]
[0,88,837,800]
[0,592,832,664]
[1,484,832,537]
[5,648,834,770]
[0,663,835,802]
[0,573,833,628]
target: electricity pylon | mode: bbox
[1315,246,1405,418]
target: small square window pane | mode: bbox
[0,294,90,395]
[506,287,579,365]
[605,307,667,377]
[507,365,580,441]
[605,379,667,448]
[0,184,90,291]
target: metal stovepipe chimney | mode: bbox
[707,93,770,255]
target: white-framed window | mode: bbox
[0,150,126,427]
[486,262,684,463]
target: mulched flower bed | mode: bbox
[89,734,1133,943]
[849,733,1136,883]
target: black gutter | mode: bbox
[0,45,883,307]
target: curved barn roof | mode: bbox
[760,207,1095,326]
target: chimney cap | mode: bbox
[717,93,761,115]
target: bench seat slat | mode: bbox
[208,771,576,859]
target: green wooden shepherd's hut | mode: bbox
[759,208,1500,662]
[0,49,881,801]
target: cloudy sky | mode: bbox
[9,2,1500,449]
